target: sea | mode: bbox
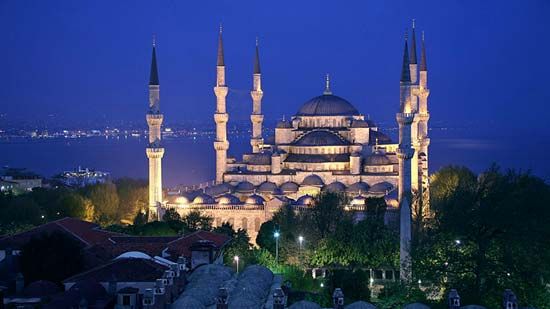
[1,128,549,187]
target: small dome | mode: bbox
[116,251,152,259]
[297,94,359,116]
[365,151,391,165]
[205,183,233,196]
[175,196,190,204]
[345,301,377,309]
[235,181,255,193]
[351,195,367,205]
[245,194,265,205]
[280,181,299,193]
[369,130,392,145]
[258,181,278,193]
[301,174,324,186]
[368,181,394,195]
[384,190,399,208]
[324,181,346,192]
[288,300,322,309]
[294,130,349,146]
[346,181,370,194]
[276,120,292,128]
[217,193,240,205]
[193,193,215,204]
[296,195,314,206]
[272,187,284,196]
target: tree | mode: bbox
[305,192,349,240]
[414,165,550,308]
[0,195,43,226]
[55,192,94,220]
[256,220,277,254]
[115,178,147,224]
[84,183,119,225]
[181,210,213,232]
[19,231,85,284]
[162,208,181,222]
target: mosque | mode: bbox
[145,23,430,275]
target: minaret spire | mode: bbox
[253,37,261,74]
[420,31,427,72]
[149,35,159,86]
[401,33,411,83]
[217,24,225,67]
[410,20,417,65]
[323,73,332,95]
[146,36,164,221]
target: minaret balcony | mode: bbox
[214,113,229,123]
[146,113,164,125]
[146,147,165,158]
[214,140,229,151]
[396,113,414,124]
[250,114,264,123]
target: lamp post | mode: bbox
[274,231,280,264]
[233,255,240,274]
[298,235,304,251]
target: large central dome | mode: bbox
[296,94,360,116]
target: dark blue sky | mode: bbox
[1,0,549,132]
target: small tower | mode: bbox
[146,36,165,220]
[397,33,415,281]
[250,38,264,153]
[213,25,230,183]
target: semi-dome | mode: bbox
[346,181,370,194]
[297,94,359,116]
[235,181,255,193]
[294,130,349,146]
[245,194,265,205]
[280,181,299,193]
[257,181,278,193]
[301,174,324,186]
[365,151,391,165]
[193,193,215,204]
[324,181,346,192]
[368,181,394,195]
[217,193,240,205]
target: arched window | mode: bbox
[255,218,261,232]
[241,217,248,230]
[227,218,234,226]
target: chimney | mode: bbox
[216,287,228,309]
[332,288,344,309]
[142,288,155,307]
[273,288,286,309]
[502,289,518,309]
[448,289,460,309]
[15,273,24,295]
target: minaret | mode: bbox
[417,31,431,214]
[214,26,229,183]
[146,36,164,220]
[410,19,420,194]
[397,33,414,281]
[250,38,264,153]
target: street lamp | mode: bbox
[233,255,240,274]
[274,231,280,264]
[298,235,304,251]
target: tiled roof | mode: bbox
[167,230,231,258]
[0,217,121,249]
[63,257,169,283]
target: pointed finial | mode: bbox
[282,114,286,121]
[152,33,156,47]
[323,73,332,95]
[256,36,259,47]
[412,19,416,29]
[420,31,427,71]
[253,37,261,74]
[219,23,223,34]
[400,31,411,82]
[217,24,225,66]
[375,138,379,149]
[404,29,408,41]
